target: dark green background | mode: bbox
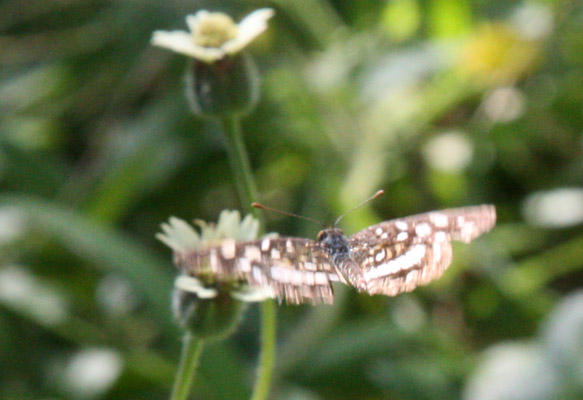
[1,0,583,399]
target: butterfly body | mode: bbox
[317,228,368,292]
[175,205,496,305]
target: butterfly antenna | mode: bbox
[334,190,385,227]
[252,203,324,227]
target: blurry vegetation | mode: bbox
[1,0,583,399]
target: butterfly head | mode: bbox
[317,228,350,261]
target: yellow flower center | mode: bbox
[192,13,239,48]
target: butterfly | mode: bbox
[173,204,496,304]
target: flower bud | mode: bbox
[173,287,247,340]
[186,53,259,117]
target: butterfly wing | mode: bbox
[175,237,338,304]
[348,205,496,296]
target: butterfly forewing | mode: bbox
[348,205,496,296]
[175,237,337,304]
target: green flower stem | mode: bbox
[170,332,203,400]
[219,115,275,400]
[251,300,277,400]
[220,115,264,227]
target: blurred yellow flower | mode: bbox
[457,23,540,84]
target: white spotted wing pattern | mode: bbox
[348,205,496,297]
[174,205,496,304]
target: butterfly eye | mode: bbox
[316,231,328,241]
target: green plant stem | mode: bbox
[220,115,275,400]
[251,300,277,400]
[220,116,264,226]
[170,332,203,400]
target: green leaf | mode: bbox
[0,194,177,338]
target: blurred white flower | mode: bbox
[522,187,583,228]
[482,86,525,123]
[62,348,122,399]
[511,3,553,40]
[542,290,583,373]
[151,8,274,63]
[0,265,69,326]
[464,342,557,400]
[0,207,25,244]
[422,131,474,172]
[96,274,139,317]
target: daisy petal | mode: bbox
[238,8,275,31]
[151,30,225,62]
[231,285,269,302]
[155,216,201,252]
[175,275,218,298]
[238,214,260,241]
[216,210,241,238]
[155,232,180,252]
[223,8,274,54]
[195,286,219,299]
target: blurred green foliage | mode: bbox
[1,0,583,399]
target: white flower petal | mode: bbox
[175,275,203,291]
[151,30,225,62]
[223,8,274,54]
[186,10,211,33]
[151,30,192,51]
[231,285,268,302]
[238,8,275,34]
[238,214,259,240]
[155,232,179,252]
[217,210,241,238]
[175,275,218,298]
[199,225,214,242]
[196,286,219,299]
[172,219,201,250]
[156,216,201,252]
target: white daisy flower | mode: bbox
[157,210,266,301]
[151,8,275,63]
[156,210,260,253]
